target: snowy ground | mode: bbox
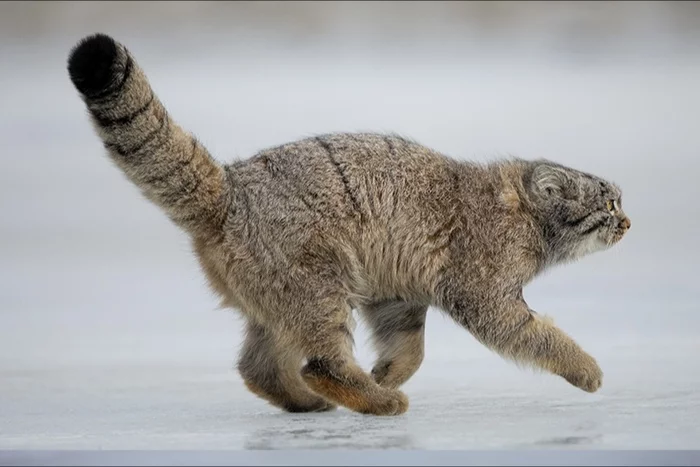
[1,2,699,456]
[2,349,700,451]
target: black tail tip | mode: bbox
[67,33,120,98]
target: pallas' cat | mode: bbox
[67,34,631,416]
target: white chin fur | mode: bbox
[573,232,608,260]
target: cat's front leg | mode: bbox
[519,312,603,393]
[441,292,602,393]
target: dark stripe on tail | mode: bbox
[93,91,155,127]
[104,113,170,159]
[141,138,197,187]
[160,141,202,206]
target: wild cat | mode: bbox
[67,34,631,416]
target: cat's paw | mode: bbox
[561,354,603,393]
[359,388,409,416]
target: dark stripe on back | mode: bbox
[384,136,396,157]
[315,136,362,216]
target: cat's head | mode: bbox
[527,160,631,264]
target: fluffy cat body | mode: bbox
[68,34,631,416]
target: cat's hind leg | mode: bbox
[295,296,409,416]
[237,318,336,413]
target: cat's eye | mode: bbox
[606,200,618,213]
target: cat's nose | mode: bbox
[619,217,631,230]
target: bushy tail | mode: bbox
[67,34,229,238]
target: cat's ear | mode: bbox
[532,164,571,198]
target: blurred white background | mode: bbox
[0,0,699,450]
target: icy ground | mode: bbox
[1,6,700,452]
[1,345,700,450]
